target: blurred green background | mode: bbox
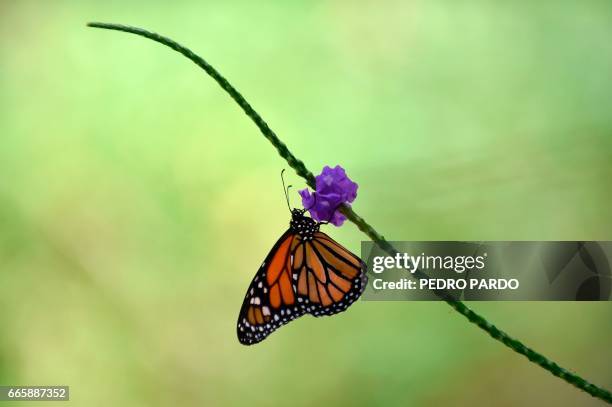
[1,1,611,406]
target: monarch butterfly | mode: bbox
[237,176,367,345]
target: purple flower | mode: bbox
[299,165,358,226]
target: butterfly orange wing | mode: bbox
[237,230,300,345]
[237,230,366,345]
[293,231,366,317]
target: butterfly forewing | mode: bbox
[237,231,306,345]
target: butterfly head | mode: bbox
[290,208,320,240]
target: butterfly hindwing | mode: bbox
[294,231,366,317]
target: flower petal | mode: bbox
[300,165,358,226]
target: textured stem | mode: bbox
[87,22,612,404]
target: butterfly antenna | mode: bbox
[281,169,292,212]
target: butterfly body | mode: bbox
[237,209,366,345]
[289,208,319,240]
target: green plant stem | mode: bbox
[87,22,612,404]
